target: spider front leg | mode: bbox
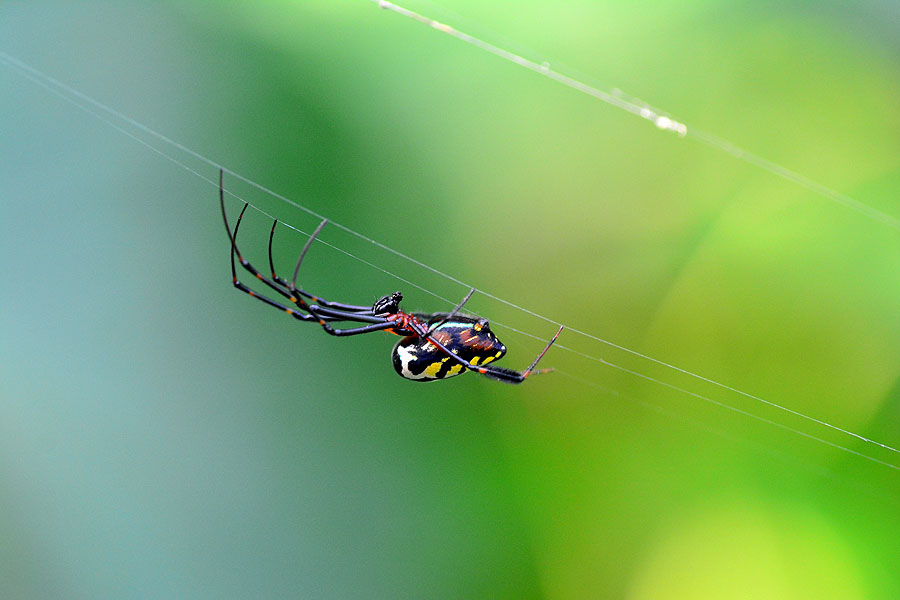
[267,219,375,313]
[220,170,363,326]
[220,171,308,307]
[220,176,335,323]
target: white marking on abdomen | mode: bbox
[396,344,434,380]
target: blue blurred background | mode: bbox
[2,1,899,598]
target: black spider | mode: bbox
[219,170,562,383]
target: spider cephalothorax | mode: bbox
[219,170,561,383]
[372,292,403,316]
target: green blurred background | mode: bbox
[2,1,899,598]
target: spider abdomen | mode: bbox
[391,316,507,381]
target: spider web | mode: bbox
[1,9,898,478]
[373,0,900,231]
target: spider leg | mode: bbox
[290,217,327,293]
[220,173,342,323]
[220,171,362,318]
[220,171,309,306]
[424,288,476,335]
[305,305,387,324]
[284,218,369,316]
[229,279,332,322]
[220,170,405,337]
[224,221,375,326]
[473,325,564,383]
[232,206,310,303]
[268,219,374,313]
[226,266,395,330]
[304,319,403,337]
[275,217,392,334]
[228,212,385,325]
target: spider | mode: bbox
[218,170,563,383]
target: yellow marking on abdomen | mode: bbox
[448,364,463,376]
[469,356,480,366]
[424,362,443,378]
